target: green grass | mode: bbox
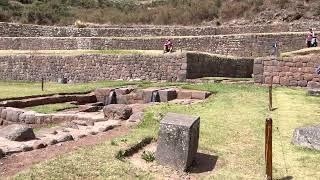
[7,83,320,179]
[0,80,139,99]
[281,47,320,57]
[25,103,78,114]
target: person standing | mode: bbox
[306,29,313,48]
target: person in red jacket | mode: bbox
[163,39,173,53]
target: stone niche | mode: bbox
[156,112,200,171]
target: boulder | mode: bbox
[62,122,79,129]
[156,113,200,171]
[128,112,144,123]
[0,124,35,141]
[94,88,114,102]
[159,89,177,102]
[103,104,132,120]
[292,125,320,150]
[33,141,48,149]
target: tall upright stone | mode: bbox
[156,112,200,171]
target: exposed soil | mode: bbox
[0,126,130,178]
[128,143,220,179]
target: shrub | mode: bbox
[141,151,155,162]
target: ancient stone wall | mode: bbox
[253,55,320,87]
[0,32,309,57]
[0,53,187,82]
[0,22,317,37]
[186,52,253,79]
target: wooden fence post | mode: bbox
[265,118,273,180]
[269,76,273,111]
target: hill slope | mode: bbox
[0,0,319,25]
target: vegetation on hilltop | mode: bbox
[0,0,319,25]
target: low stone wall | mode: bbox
[0,52,254,83]
[0,32,309,57]
[186,52,253,79]
[0,53,187,82]
[0,22,317,37]
[253,55,320,87]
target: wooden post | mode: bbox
[269,76,273,111]
[41,77,44,91]
[265,118,272,180]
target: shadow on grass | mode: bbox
[189,153,218,173]
[276,176,293,180]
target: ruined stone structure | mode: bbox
[0,52,253,82]
[0,22,317,37]
[0,33,309,57]
[253,55,320,87]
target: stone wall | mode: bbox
[253,55,320,87]
[0,53,187,82]
[186,52,253,79]
[0,32,310,57]
[0,52,254,83]
[0,22,318,37]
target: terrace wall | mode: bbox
[0,52,253,82]
[0,32,308,57]
[0,22,317,37]
[0,54,187,82]
[253,55,320,87]
[186,52,253,79]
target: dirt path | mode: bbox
[0,126,130,178]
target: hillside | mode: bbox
[0,0,319,26]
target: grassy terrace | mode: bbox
[25,103,78,114]
[0,50,166,56]
[0,81,318,179]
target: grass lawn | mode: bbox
[25,103,79,114]
[0,80,187,99]
[0,80,141,99]
[3,83,320,179]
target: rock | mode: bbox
[19,111,36,124]
[72,120,89,126]
[61,122,79,129]
[142,88,160,103]
[94,120,120,132]
[307,88,320,96]
[158,89,177,102]
[0,124,36,141]
[128,112,144,123]
[292,125,320,150]
[3,107,25,122]
[94,88,114,102]
[56,133,74,143]
[156,113,200,171]
[103,104,132,120]
[33,141,47,149]
[0,148,3,158]
[34,114,52,124]
[177,90,211,100]
[43,138,58,146]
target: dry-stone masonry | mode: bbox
[156,112,200,171]
[0,52,253,83]
[0,22,318,37]
[0,32,310,57]
[254,55,320,87]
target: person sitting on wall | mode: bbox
[306,29,314,48]
[164,39,173,53]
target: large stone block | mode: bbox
[156,113,200,171]
[292,125,320,150]
[158,89,177,102]
[307,88,320,96]
[0,124,36,141]
[103,104,132,120]
[94,88,114,102]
